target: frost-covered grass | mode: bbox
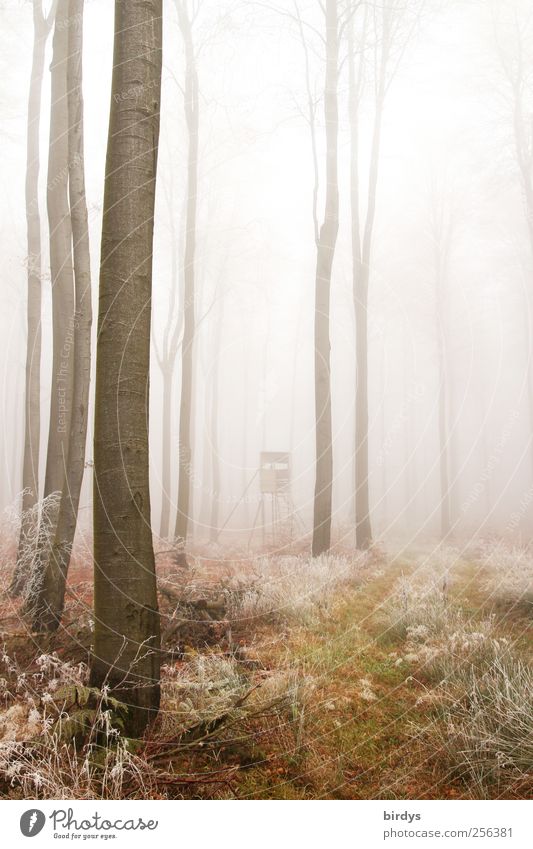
[226,552,368,626]
[0,539,530,800]
[474,542,533,609]
[158,652,313,738]
[0,647,313,800]
[382,566,532,796]
[433,657,533,794]
[382,573,511,685]
[0,651,154,799]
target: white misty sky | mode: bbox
[1,0,532,541]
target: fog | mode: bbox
[2,0,533,553]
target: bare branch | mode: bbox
[294,0,321,246]
[249,0,327,46]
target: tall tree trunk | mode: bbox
[174,1,199,565]
[379,345,388,535]
[159,366,173,538]
[349,6,387,551]
[27,0,77,612]
[43,0,75,509]
[155,198,182,540]
[437,325,451,539]
[240,330,250,532]
[312,0,339,557]
[33,0,92,630]
[492,20,533,522]
[403,332,415,533]
[12,2,53,595]
[209,299,223,543]
[516,140,533,492]
[90,0,163,737]
[353,262,372,549]
[430,183,453,541]
[520,299,533,504]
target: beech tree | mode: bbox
[310,0,340,557]
[294,0,357,555]
[427,177,455,539]
[491,0,533,485]
[33,0,92,630]
[12,0,56,595]
[21,0,75,616]
[347,0,425,549]
[41,0,75,522]
[153,181,183,540]
[174,0,200,565]
[90,0,163,736]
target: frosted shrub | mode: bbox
[160,653,314,740]
[385,574,512,684]
[382,575,454,642]
[160,654,249,732]
[478,544,533,607]
[228,552,367,625]
[0,651,152,799]
[3,491,62,607]
[402,617,511,685]
[411,545,460,578]
[0,730,151,800]
[0,494,28,595]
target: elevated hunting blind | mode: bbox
[218,451,302,548]
[259,451,290,493]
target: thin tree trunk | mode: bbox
[90,0,163,737]
[403,332,414,532]
[155,193,182,539]
[480,376,492,527]
[522,301,533,493]
[174,1,199,565]
[516,136,533,489]
[43,0,75,509]
[432,211,452,539]
[312,0,339,557]
[240,331,249,532]
[25,0,77,613]
[354,262,372,548]
[437,325,451,539]
[380,344,388,535]
[12,2,54,595]
[159,367,172,538]
[33,0,92,630]
[209,299,223,543]
[493,28,533,519]
[349,6,387,550]
[429,181,454,541]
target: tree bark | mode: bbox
[436,291,451,539]
[155,187,183,540]
[90,0,163,737]
[12,2,53,595]
[209,298,224,543]
[33,0,92,630]
[159,366,173,539]
[174,1,199,565]
[43,0,76,510]
[429,183,453,540]
[312,0,339,557]
[512,81,533,490]
[25,0,77,612]
[349,5,388,550]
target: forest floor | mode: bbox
[0,541,531,799]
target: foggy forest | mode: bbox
[0,0,532,801]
